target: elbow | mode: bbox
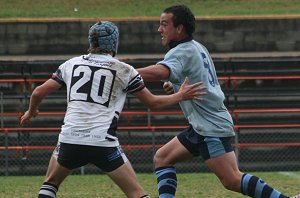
[31,85,44,98]
[155,72,166,80]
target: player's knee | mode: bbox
[153,149,172,168]
[153,150,164,166]
[153,152,159,166]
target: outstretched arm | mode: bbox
[137,64,170,82]
[20,79,62,126]
[133,77,206,110]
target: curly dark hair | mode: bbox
[163,5,195,36]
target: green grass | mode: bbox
[1,1,300,196]
[1,0,300,18]
[1,172,300,197]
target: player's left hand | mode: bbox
[20,110,38,126]
[178,77,207,101]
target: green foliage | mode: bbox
[1,0,300,18]
[1,172,300,197]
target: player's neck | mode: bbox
[168,36,193,49]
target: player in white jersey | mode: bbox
[20,21,206,198]
[137,4,299,198]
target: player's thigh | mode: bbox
[107,161,144,195]
[202,136,242,183]
[205,151,240,176]
[154,136,194,167]
[205,151,243,188]
[44,142,75,186]
[44,155,72,186]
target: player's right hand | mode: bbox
[20,110,38,126]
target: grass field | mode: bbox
[1,1,299,198]
[1,172,300,197]
[1,0,300,18]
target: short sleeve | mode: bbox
[157,51,183,83]
[123,69,145,93]
[51,63,66,86]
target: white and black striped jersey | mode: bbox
[51,53,145,147]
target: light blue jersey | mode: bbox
[157,40,235,137]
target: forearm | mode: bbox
[146,93,183,110]
[27,87,44,115]
[27,80,60,115]
[20,79,61,126]
[135,87,183,110]
[135,77,206,110]
[137,64,170,82]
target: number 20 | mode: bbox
[69,65,115,107]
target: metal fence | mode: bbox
[1,57,300,176]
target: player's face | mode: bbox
[158,12,178,46]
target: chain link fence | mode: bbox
[1,58,300,176]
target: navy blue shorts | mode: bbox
[177,125,234,161]
[53,142,128,172]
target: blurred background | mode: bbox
[0,0,300,176]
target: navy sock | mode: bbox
[38,182,58,198]
[155,166,177,198]
[241,173,288,198]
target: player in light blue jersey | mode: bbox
[138,4,299,198]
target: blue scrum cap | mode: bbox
[88,21,119,57]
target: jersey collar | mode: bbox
[168,36,193,49]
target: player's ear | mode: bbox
[176,24,184,34]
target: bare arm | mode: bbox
[137,64,170,82]
[20,79,62,126]
[133,77,206,110]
